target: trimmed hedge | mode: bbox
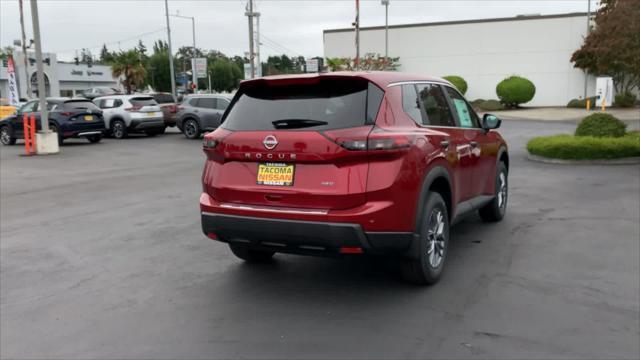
[527,133,640,160]
[567,96,597,108]
[496,76,535,108]
[575,113,627,138]
[614,92,637,108]
[443,75,468,95]
[474,99,504,111]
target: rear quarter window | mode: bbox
[63,101,100,111]
[222,78,383,131]
[129,98,157,107]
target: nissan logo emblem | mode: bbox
[263,135,278,150]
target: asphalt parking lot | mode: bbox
[1,120,639,359]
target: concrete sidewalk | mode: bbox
[486,107,640,123]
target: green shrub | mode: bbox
[567,96,597,108]
[470,99,485,105]
[614,92,637,108]
[575,113,627,138]
[496,76,536,108]
[527,133,640,160]
[442,75,468,95]
[475,99,504,111]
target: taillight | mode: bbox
[169,105,178,113]
[125,106,142,112]
[203,128,233,152]
[325,126,412,152]
[60,111,73,116]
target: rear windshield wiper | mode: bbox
[272,119,329,129]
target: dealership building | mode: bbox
[0,51,120,100]
[324,12,594,106]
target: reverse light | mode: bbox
[203,138,218,149]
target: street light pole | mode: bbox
[171,13,197,91]
[355,0,360,70]
[583,0,591,99]
[164,0,176,96]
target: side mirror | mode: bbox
[482,114,501,130]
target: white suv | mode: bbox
[93,95,165,138]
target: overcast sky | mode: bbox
[0,0,591,61]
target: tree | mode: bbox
[153,40,168,54]
[326,53,400,71]
[137,40,147,58]
[99,44,114,64]
[209,58,242,92]
[110,50,147,94]
[571,0,640,93]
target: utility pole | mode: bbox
[29,0,47,131]
[355,0,360,70]
[382,0,389,61]
[164,0,176,96]
[583,0,591,99]
[18,0,31,97]
[246,0,255,79]
[255,12,261,77]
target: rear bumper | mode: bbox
[129,119,165,131]
[200,193,414,256]
[60,122,106,138]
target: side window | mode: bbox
[114,99,123,108]
[188,98,199,107]
[401,85,423,125]
[99,99,115,109]
[416,84,456,127]
[47,102,57,111]
[198,98,216,109]
[217,99,229,111]
[444,86,480,128]
[20,101,38,113]
[366,83,384,124]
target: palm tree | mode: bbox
[110,50,146,94]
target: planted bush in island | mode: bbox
[496,76,535,108]
[575,113,627,138]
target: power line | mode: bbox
[51,27,167,55]
[260,34,303,57]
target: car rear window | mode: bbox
[153,93,175,104]
[129,97,157,107]
[62,101,100,110]
[222,78,384,131]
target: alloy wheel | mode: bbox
[113,122,124,138]
[0,128,10,145]
[185,121,197,138]
[426,208,446,268]
[497,172,507,209]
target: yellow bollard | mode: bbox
[586,99,591,111]
[601,99,606,112]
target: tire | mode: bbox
[0,125,16,145]
[182,119,200,139]
[111,119,127,139]
[87,134,102,143]
[479,162,508,222]
[50,124,63,145]
[157,127,167,134]
[229,244,275,263]
[401,191,450,285]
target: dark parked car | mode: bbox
[149,92,178,130]
[0,98,105,145]
[200,72,509,285]
[176,94,231,139]
[78,87,121,100]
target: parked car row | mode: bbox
[0,92,233,145]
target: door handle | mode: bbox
[469,141,478,148]
[440,140,450,149]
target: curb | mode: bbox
[527,154,640,165]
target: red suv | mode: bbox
[200,72,508,284]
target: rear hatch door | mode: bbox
[203,76,385,210]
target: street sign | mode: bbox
[194,58,207,79]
